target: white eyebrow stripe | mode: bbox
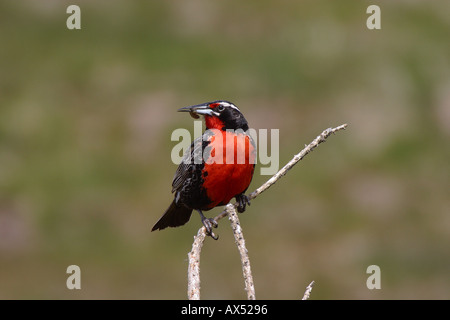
[220,101,240,112]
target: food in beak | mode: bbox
[189,111,200,119]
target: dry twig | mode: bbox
[227,204,256,300]
[187,227,206,300]
[187,124,348,300]
[302,281,315,300]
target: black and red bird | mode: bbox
[151,101,256,239]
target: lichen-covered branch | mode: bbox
[187,124,348,300]
[226,204,255,300]
[187,227,206,300]
[302,281,315,300]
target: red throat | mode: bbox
[204,115,225,130]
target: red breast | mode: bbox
[202,130,255,208]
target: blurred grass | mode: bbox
[0,0,449,299]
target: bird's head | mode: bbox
[178,100,249,131]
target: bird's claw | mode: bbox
[236,194,251,213]
[202,218,219,240]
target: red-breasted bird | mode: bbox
[151,101,256,239]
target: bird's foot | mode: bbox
[197,210,219,240]
[236,194,251,213]
[202,218,218,240]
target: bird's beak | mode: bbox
[178,104,219,118]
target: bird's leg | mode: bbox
[235,194,251,213]
[196,209,218,240]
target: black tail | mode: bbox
[152,200,193,231]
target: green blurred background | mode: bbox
[1,0,449,299]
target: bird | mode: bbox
[151,100,256,239]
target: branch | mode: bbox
[187,124,348,299]
[226,204,256,300]
[187,227,206,300]
[302,281,315,300]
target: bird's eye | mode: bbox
[217,105,225,112]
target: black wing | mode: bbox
[171,136,204,193]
